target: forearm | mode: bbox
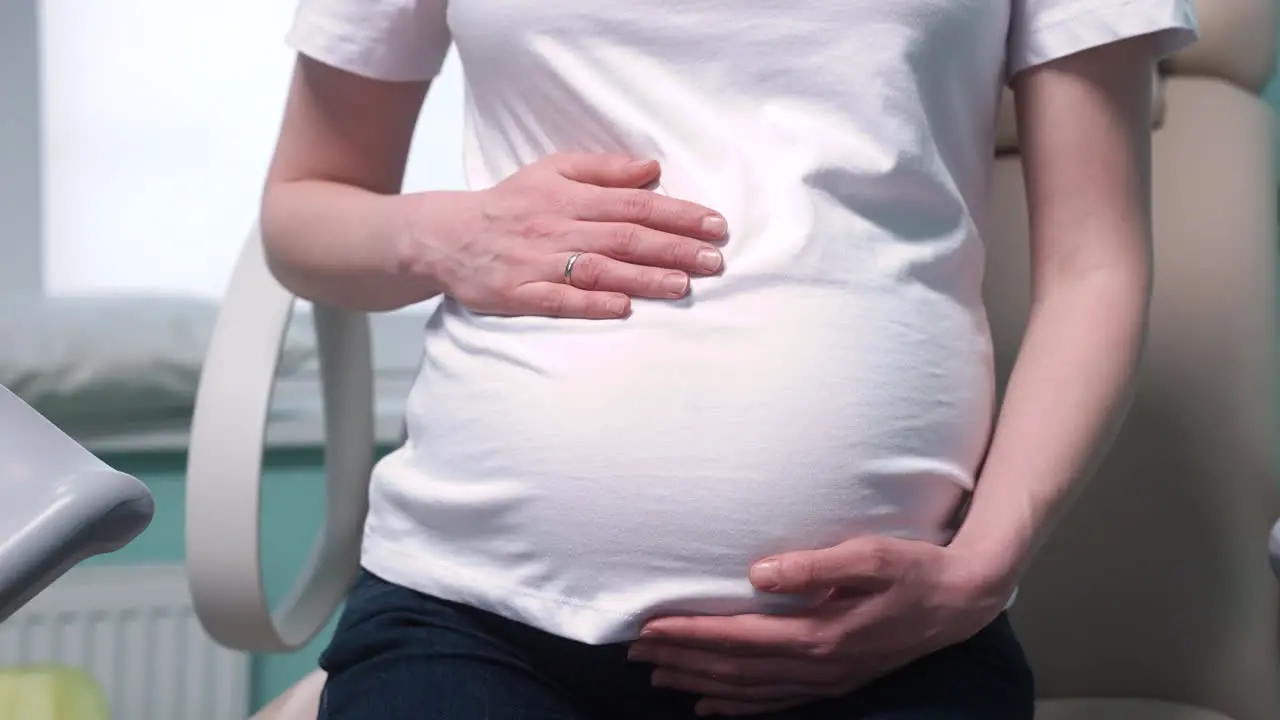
[950,257,1150,592]
[260,180,462,312]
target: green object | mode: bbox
[0,666,110,720]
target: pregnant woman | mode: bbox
[261,1,1196,718]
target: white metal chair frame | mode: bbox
[185,227,375,652]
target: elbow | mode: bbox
[258,181,290,264]
[257,181,312,300]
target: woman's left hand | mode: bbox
[627,536,1012,717]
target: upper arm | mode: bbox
[1012,37,1155,284]
[1006,0,1197,286]
[266,0,452,194]
[268,59,429,194]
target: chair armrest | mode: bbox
[0,386,154,622]
[186,225,376,653]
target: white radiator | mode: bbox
[0,564,250,720]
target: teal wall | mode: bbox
[88,447,366,714]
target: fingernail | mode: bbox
[629,159,656,173]
[606,296,629,316]
[696,249,723,273]
[750,558,781,589]
[662,272,689,296]
[702,215,727,238]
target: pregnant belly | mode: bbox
[380,287,994,625]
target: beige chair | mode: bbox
[189,1,1280,716]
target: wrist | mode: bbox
[388,189,481,297]
[946,529,1031,606]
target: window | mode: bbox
[3,1,468,448]
[38,0,467,298]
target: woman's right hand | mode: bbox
[409,152,729,319]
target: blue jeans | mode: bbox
[318,570,1035,720]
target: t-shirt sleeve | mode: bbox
[285,0,452,82]
[1007,0,1198,80]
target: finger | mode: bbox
[561,252,690,300]
[629,643,845,687]
[650,669,821,704]
[579,223,723,275]
[572,186,728,241]
[507,282,631,320]
[751,537,902,594]
[695,698,808,717]
[640,614,820,656]
[548,152,660,188]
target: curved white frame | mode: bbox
[185,226,376,652]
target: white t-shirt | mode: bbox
[287,0,1196,645]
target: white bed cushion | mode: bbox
[0,295,315,437]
